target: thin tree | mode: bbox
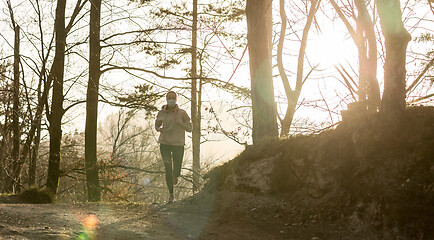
[29,0,50,187]
[277,0,321,137]
[191,0,201,192]
[5,0,21,193]
[11,9,20,193]
[29,104,41,186]
[246,0,278,144]
[0,63,10,192]
[46,0,67,197]
[85,0,102,202]
[376,0,411,113]
[329,0,380,112]
[354,0,380,112]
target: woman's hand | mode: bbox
[175,120,185,128]
[176,119,192,132]
[155,119,163,132]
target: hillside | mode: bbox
[185,106,434,239]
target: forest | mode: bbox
[0,0,433,239]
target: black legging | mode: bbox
[159,144,184,194]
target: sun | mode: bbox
[307,31,356,68]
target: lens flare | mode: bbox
[76,214,99,240]
[83,214,99,230]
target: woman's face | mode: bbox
[166,92,177,101]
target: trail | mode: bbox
[0,190,388,240]
[0,190,221,240]
[1,191,333,240]
[0,203,190,240]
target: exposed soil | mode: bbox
[1,106,433,240]
[0,191,378,240]
[0,202,181,239]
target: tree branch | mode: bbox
[103,164,164,174]
[101,28,186,42]
[406,57,434,93]
[66,0,88,35]
[277,0,293,100]
[329,0,357,42]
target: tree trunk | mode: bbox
[246,0,278,144]
[330,0,381,112]
[1,107,12,193]
[357,31,368,104]
[10,24,21,193]
[29,119,41,186]
[4,0,21,193]
[85,0,102,202]
[191,0,201,193]
[0,125,4,191]
[277,0,292,138]
[29,63,44,186]
[46,0,67,197]
[355,0,380,112]
[376,0,411,114]
[364,22,380,112]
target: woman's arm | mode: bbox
[155,111,163,132]
[177,111,192,132]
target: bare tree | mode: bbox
[354,0,381,112]
[46,0,67,197]
[277,0,321,137]
[329,0,380,112]
[191,0,201,193]
[4,0,22,193]
[85,0,102,202]
[29,0,87,198]
[0,61,11,192]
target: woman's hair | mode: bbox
[166,91,177,98]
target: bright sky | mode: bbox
[307,31,357,68]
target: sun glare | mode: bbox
[308,32,355,68]
[83,214,99,230]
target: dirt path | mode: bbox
[0,190,380,240]
[0,203,197,240]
